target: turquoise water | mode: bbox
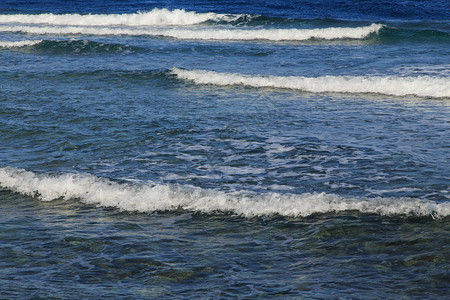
[0,1,449,298]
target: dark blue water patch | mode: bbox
[1,0,449,20]
[0,0,159,14]
[0,39,146,55]
[374,26,450,44]
[160,0,450,21]
[1,38,278,57]
[33,39,144,55]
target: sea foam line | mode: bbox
[0,167,448,218]
[0,8,238,26]
[171,68,450,98]
[0,24,382,41]
[0,40,42,48]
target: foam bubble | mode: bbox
[0,167,448,218]
[171,68,450,98]
[0,40,42,48]
[0,24,382,41]
[0,8,232,26]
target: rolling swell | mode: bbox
[9,67,446,98]
[0,8,240,26]
[376,26,450,43]
[0,24,383,41]
[34,39,142,54]
[1,9,448,43]
[0,10,365,27]
[1,25,448,44]
[172,68,450,98]
[0,39,142,54]
[0,167,448,218]
[0,39,42,48]
[3,65,447,98]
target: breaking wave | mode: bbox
[0,167,448,218]
[0,39,42,48]
[0,8,240,26]
[171,68,450,98]
[0,24,382,41]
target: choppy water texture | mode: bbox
[0,0,449,298]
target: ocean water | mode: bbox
[0,0,449,298]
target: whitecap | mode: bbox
[0,23,383,41]
[171,68,450,98]
[0,40,42,48]
[0,167,448,218]
[0,8,234,26]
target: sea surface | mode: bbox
[0,0,449,298]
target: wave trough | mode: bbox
[0,167,448,218]
[171,68,450,98]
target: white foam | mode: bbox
[0,24,382,41]
[0,8,232,26]
[0,167,448,218]
[0,40,42,48]
[171,68,450,98]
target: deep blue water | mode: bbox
[0,0,449,298]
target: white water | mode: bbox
[0,40,42,48]
[172,68,450,98]
[0,24,382,41]
[0,8,237,26]
[1,167,448,218]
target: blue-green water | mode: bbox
[0,1,449,298]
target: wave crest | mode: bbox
[0,8,237,26]
[171,68,450,98]
[0,24,382,41]
[0,40,42,48]
[0,167,448,218]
